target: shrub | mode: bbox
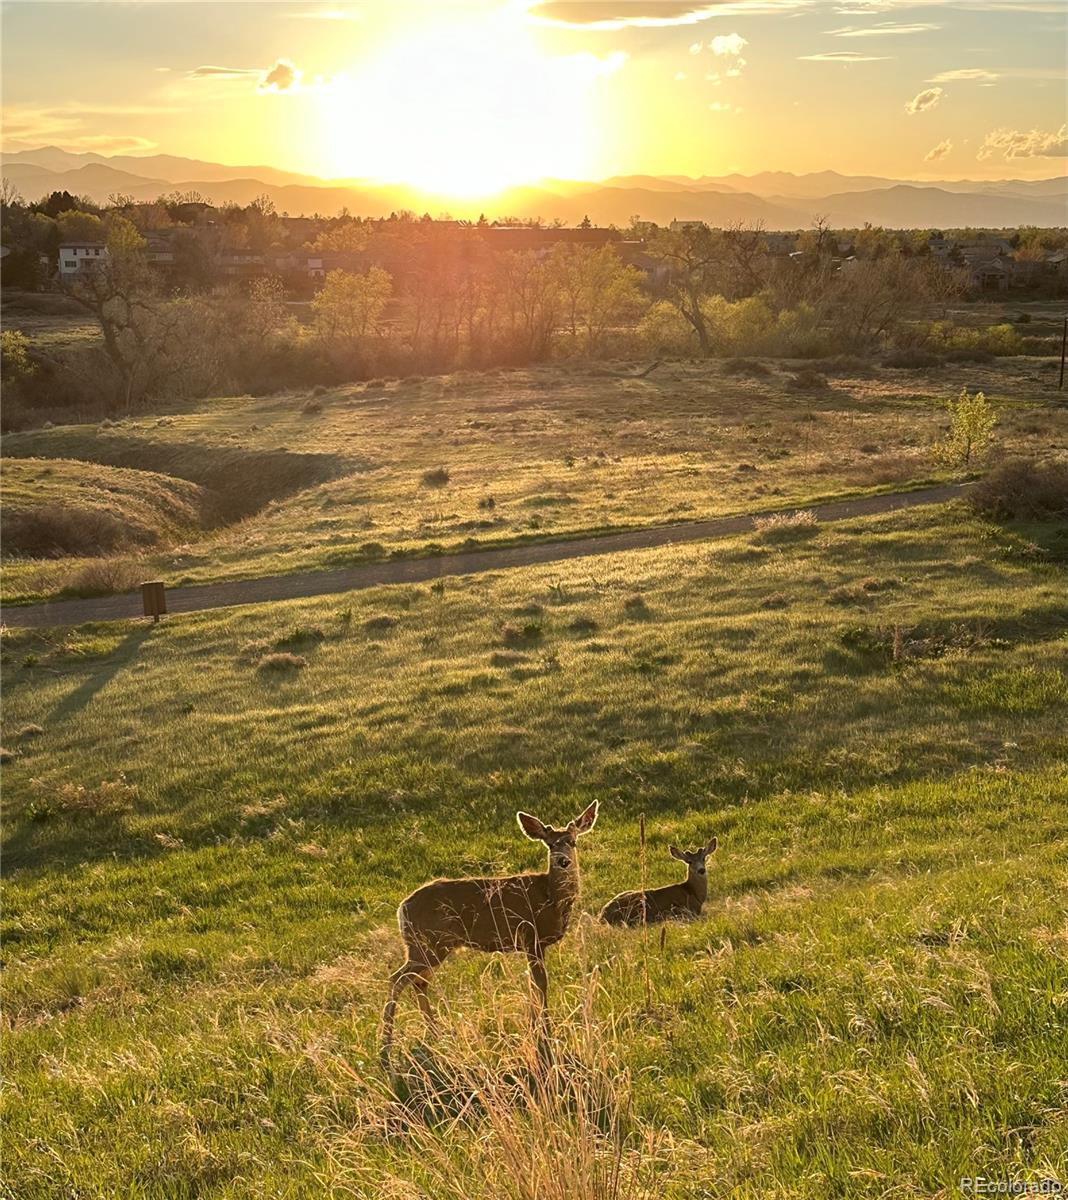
[933,388,996,469]
[785,369,828,393]
[753,510,819,541]
[2,505,129,558]
[969,458,1068,520]
[256,652,307,671]
[28,776,137,818]
[501,621,543,647]
[623,595,652,619]
[422,466,450,488]
[828,576,898,605]
[274,626,325,649]
[723,358,772,377]
[59,558,144,599]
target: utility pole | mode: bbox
[1060,316,1067,391]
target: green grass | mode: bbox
[4,355,1065,603]
[3,501,1067,1196]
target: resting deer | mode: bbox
[381,800,599,1070]
[600,836,717,926]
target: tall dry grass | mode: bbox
[318,965,686,1200]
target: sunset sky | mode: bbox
[2,0,1065,194]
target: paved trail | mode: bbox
[2,483,968,629]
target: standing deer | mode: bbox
[600,836,717,926]
[381,801,599,1070]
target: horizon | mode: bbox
[7,141,1068,192]
[2,0,1066,204]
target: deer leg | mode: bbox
[410,971,438,1035]
[526,950,551,1056]
[381,956,432,1072]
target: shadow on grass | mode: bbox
[47,625,155,724]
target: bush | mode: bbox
[753,510,819,541]
[256,652,307,671]
[2,505,129,557]
[59,558,145,599]
[785,369,829,393]
[723,358,771,378]
[28,776,137,818]
[969,458,1068,520]
[933,388,996,469]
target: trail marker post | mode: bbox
[141,581,167,623]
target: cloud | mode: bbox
[798,50,892,60]
[905,87,943,114]
[189,65,261,79]
[928,68,998,82]
[527,1,810,30]
[260,58,302,92]
[188,58,303,93]
[924,138,953,161]
[709,32,747,54]
[829,21,940,35]
[978,124,1068,159]
[0,103,178,149]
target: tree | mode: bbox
[646,223,726,353]
[552,244,645,353]
[312,267,392,343]
[56,209,105,243]
[934,388,996,468]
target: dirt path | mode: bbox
[2,483,969,629]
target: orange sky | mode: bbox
[2,0,1066,195]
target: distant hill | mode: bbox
[2,147,1065,229]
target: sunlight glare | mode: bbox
[320,14,622,196]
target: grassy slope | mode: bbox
[3,502,1067,1197]
[4,356,1065,603]
[1,457,210,553]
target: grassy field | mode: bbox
[3,497,1067,1197]
[4,354,1066,604]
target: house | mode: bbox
[967,257,1012,292]
[217,251,265,278]
[144,232,176,267]
[58,242,108,275]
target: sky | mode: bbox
[1,0,1066,194]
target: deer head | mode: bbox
[517,800,599,870]
[669,835,717,887]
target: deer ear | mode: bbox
[669,844,686,862]
[568,799,599,836]
[517,812,549,842]
[705,835,718,855]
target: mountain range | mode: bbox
[3,147,1066,230]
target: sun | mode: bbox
[320,14,621,197]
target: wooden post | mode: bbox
[1059,316,1067,391]
[141,581,166,623]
